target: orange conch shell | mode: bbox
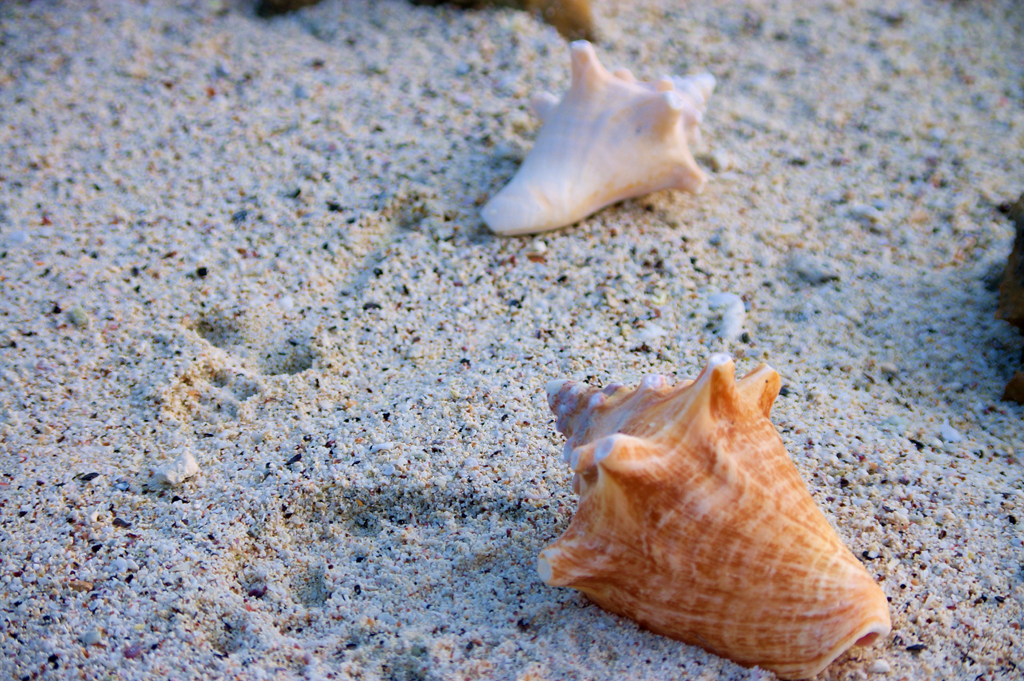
[540,354,891,679]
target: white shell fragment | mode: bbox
[869,659,892,674]
[708,292,746,341]
[80,629,104,646]
[153,450,199,486]
[939,419,963,443]
[482,41,715,236]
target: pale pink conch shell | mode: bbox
[482,40,715,236]
[540,354,891,679]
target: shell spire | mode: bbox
[540,355,891,680]
[569,39,606,91]
[482,41,715,236]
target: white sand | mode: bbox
[1,1,1022,679]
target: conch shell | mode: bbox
[540,354,891,679]
[482,40,715,236]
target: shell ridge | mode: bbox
[564,84,643,210]
[578,87,697,209]
[634,359,733,447]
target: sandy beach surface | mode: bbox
[1,1,1022,679]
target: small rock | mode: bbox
[868,659,891,674]
[80,629,103,646]
[698,150,734,172]
[7,230,30,247]
[772,223,805,243]
[523,239,547,262]
[790,254,839,285]
[636,323,667,343]
[784,145,808,166]
[153,450,199,486]
[847,203,883,225]
[493,142,520,161]
[879,362,899,377]
[709,230,737,256]
[939,420,963,443]
[67,306,90,329]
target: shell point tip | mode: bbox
[546,379,569,399]
[707,353,732,367]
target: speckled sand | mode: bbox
[1,1,1022,679]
